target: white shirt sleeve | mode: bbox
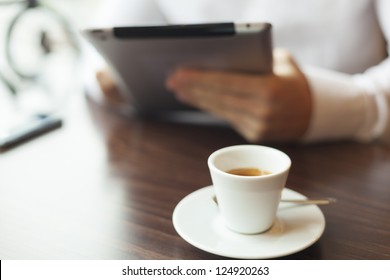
[303,0,390,144]
[88,0,166,27]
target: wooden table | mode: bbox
[1,94,389,260]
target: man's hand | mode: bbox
[166,49,312,142]
[96,68,127,105]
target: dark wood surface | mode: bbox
[1,94,389,260]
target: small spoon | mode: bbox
[212,195,336,206]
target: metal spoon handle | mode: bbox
[212,195,336,206]
[281,198,336,205]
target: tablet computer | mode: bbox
[83,22,272,117]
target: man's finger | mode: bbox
[170,68,272,97]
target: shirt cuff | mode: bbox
[302,66,379,142]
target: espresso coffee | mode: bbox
[226,167,271,176]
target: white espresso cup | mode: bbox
[208,145,291,234]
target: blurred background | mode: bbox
[0,0,103,145]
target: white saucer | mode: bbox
[173,186,325,259]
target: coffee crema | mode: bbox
[226,167,271,176]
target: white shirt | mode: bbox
[89,0,390,143]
